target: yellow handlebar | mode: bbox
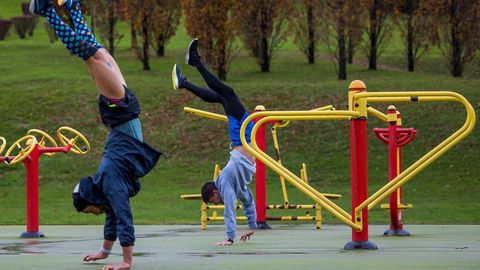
[57,126,91,155]
[27,129,58,157]
[0,137,5,155]
[4,135,37,166]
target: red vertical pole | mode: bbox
[387,107,399,232]
[345,80,376,249]
[21,145,44,238]
[350,118,369,242]
[253,106,270,229]
[384,109,410,236]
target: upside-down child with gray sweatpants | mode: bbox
[172,38,257,246]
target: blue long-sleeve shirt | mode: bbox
[215,149,257,240]
[78,129,161,247]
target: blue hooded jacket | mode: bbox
[78,129,161,247]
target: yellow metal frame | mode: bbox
[352,91,475,224]
[239,90,475,232]
[240,110,361,230]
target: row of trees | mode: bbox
[78,0,480,80]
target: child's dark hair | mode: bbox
[201,182,217,203]
[72,193,91,212]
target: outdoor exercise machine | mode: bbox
[372,106,415,236]
[180,106,341,230]
[0,127,90,238]
[238,80,475,249]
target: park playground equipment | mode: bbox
[180,106,342,230]
[236,80,475,249]
[372,107,415,236]
[0,127,90,238]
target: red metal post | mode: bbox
[345,80,376,249]
[387,107,400,232]
[22,145,44,238]
[253,106,270,229]
[350,118,369,242]
[372,108,414,236]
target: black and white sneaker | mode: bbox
[172,64,186,91]
[185,38,200,66]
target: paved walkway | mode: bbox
[0,224,479,269]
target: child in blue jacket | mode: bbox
[30,1,161,269]
[172,39,257,245]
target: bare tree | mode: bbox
[131,0,156,70]
[427,0,480,77]
[232,0,292,72]
[152,0,181,57]
[289,0,323,64]
[83,0,123,57]
[393,0,432,72]
[182,0,237,80]
[346,1,365,64]
[361,0,394,70]
[322,0,362,80]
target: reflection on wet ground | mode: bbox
[0,227,199,256]
[184,251,311,257]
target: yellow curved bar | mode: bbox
[184,107,228,122]
[240,110,361,231]
[354,91,476,217]
[0,137,6,155]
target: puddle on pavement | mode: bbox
[133,252,156,257]
[0,243,46,255]
[185,251,311,257]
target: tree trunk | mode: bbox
[130,20,137,50]
[451,29,463,77]
[90,3,95,35]
[107,0,115,57]
[449,3,463,77]
[157,33,165,56]
[347,34,354,64]
[307,4,315,64]
[338,2,347,80]
[368,0,378,70]
[406,0,414,72]
[142,16,150,71]
[218,68,227,81]
[157,45,165,57]
[260,36,270,72]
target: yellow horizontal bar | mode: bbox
[267,205,315,209]
[207,216,247,221]
[380,203,413,209]
[180,194,202,200]
[183,107,228,122]
[274,105,336,129]
[367,107,388,122]
[267,216,315,221]
[366,96,457,103]
[207,205,242,210]
[311,105,335,111]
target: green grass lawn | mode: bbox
[0,0,479,227]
